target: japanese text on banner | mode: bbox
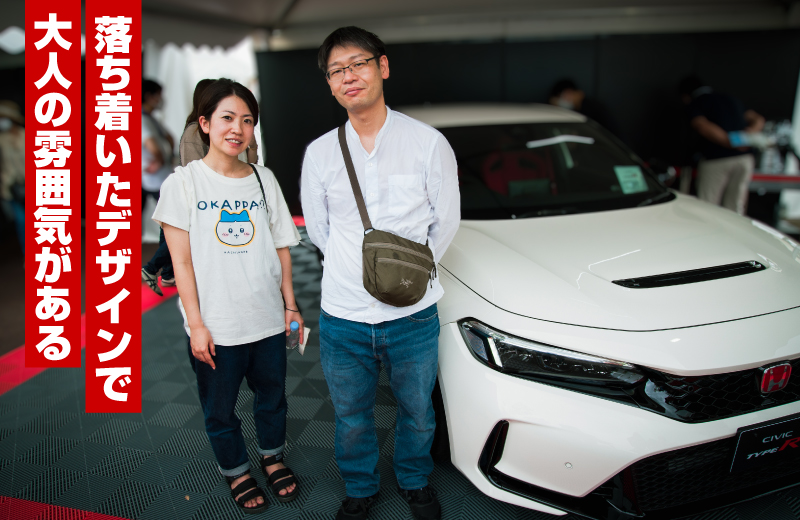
[25,3,82,368]
[85,3,142,413]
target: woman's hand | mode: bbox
[276,247,302,346]
[190,324,216,369]
[285,308,304,346]
[163,223,213,369]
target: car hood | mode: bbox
[440,194,800,331]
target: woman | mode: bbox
[153,79,302,514]
[142,79,259,296]
[179,79,259,166]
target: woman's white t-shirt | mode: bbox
[152,159,300,346]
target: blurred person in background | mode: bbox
[141,79,175,295]
[0,101,25,253]
[679,75,764,215]
[549,78,622,140]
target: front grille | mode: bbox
[479,417,800,520]
[629,435,800,512]
[638,358,800,422]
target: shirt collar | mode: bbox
[345,105,394,157]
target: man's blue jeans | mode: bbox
[319,304,440,498]
[188,332,287,477]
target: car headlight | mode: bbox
[459,319,645,388]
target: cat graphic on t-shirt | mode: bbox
[216,209,254,247]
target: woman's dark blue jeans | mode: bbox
[188,332,287,477]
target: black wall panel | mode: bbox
[595,34,698,163]
[693,31,800,122]
[0,67,24,109]
[385,42,505,105]
[257,48,347,212]
[257,29,800,212]
[504,39,596,103]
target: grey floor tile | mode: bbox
[137,487,209,520]
[130,451,189,487]
[98,479,163,519]
[15,466,84,504]
[283,444,336,482]
[301,478,346,514]
[89,446,152,480]
[0,460,48,496]
[0,430,45,461]
[54,441,116,474]
[122,422,176,452]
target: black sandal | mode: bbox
[260,455,299,503]
[226,475,268,514]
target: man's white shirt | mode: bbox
[301,107,460,324]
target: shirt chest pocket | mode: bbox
[387,174,427,214]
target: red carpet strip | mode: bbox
[0,283,178,396]
[0,496,129,520]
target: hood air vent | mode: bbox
[613,261,766,289]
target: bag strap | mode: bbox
[248,163,267,208]
[338,124,373,232]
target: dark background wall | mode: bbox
[257,29,800,214]
[0,67,24,109]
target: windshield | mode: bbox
[437,121,673,220]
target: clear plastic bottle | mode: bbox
[287,321,300,350]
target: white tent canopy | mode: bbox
[2,0,800,51]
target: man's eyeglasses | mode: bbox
[325,57,378,81]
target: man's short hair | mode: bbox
[678,75,704,98]
[317,26,386,73]
[550,79,578,99]
[142,79,162,102]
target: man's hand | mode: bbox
[744,109,765,134]
[145,160,163,173]
[144,136,165,170]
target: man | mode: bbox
[140,79,175,295]
[679,76,764,215]
[548,78,622,140]
[300,26,459,520]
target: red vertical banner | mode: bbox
[25,1,82,367]
[85,2,142,412]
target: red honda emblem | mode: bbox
[759,363,792,394]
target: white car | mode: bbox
[398,104,800,519]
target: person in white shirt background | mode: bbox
[301,26,460,520]
[154,79,302,514]
[141,79,176,293]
